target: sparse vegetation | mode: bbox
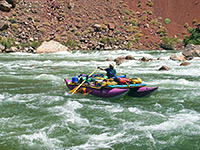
[184,25,200,45]
[164,18,171,25]
[158,27,168,36]
[137,2,142,7]
[11,23,19,31]
[161,37,178,50]
[192,19,197,25]
[147,10,152,15]
[184,23,189,28]
[43,21,50,26]
[0,37,16,48]
[39,27,46,34]
[146,0,153,7]
[62,35,78,47]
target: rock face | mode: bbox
[0,20,8,31]
[182,44,200,59]
[36,40,69,53]
[170,54,186,61]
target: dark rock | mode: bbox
[170,54,186,61]
[125,55,135,60]
[0,0,12,12]
[140,56,149,61]
[6,0,17,8]
[159,66,171,71]
[180,62,191,66]
[182,44,200,59]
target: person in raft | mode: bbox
[98,64,120,84]
[98,64,116,78]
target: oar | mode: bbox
[70,68,98,95]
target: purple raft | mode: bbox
[64,79,158,98]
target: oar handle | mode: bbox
[71,68,98,95]
[71,80,86,95]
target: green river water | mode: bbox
[0,50,200,150]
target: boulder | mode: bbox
[93,24,102,32]
[5,46,18,53]
[170,54,186,61]
[6,0,17,8]
[0,0,12,12]
[0,43,5,52]
[140,56,149,61]
[180,62,191,66]
[36,40,69,53]
[125,55,135,60]
[108,23,115,30]
[182,44,200,59]
[106,58,113,61]
[116,59,126,66]
[158,66,171,71]
[114,55,126,65]
[0,20,8,31]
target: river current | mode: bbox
[0,50,200,150]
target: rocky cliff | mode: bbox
[0,0,199,52]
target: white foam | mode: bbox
[49,100,89,126]
[105,105,124,113]
[139,110,200,131]
[35,74,61,81]
[128,107,165,117]
[19,131,61,149]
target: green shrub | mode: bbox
[184,23,189,28]
[184,26,200,45]
[125,9,130,15]
[39,27,46,34]
[164,18,171,25]
[99,36,107,44]
[146,0,153,7]
[0,37,16,48]
[192,19,197,25]
[158,28,168,36]
[158,17,162,20]
[147,10,152,15]
[161,37,178,50]
[138,2,142,7]
[11,23,18,31]
[187,27,195,33]
[28,41,42,49]
[62,35,77,47]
